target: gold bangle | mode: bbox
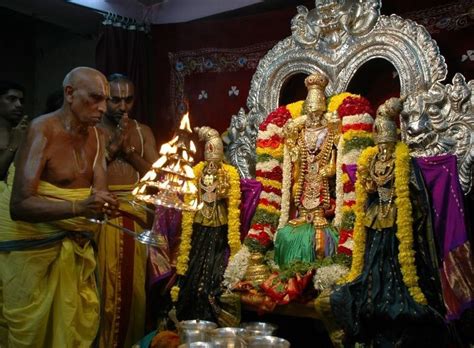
[71,200,77,216]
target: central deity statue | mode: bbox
[274,72,339,266]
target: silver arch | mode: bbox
[228,1,449,180]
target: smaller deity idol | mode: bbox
[274,72,340,267]
[174,126,241,322]
[330,98,448,347]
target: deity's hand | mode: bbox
[320,164,335,178]
[77,190,120,219]
[320,167,329,178]
[358,167,376,192]
[283,121,298,139]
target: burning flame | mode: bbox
[189,140,196,153]
[153,156,167,169]
[179,112,192,133]
[159,143,177,155]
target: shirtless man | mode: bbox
[0,81,28,182]
[97,73,158,348]
[101,73,158,185]
[0,67,118,347]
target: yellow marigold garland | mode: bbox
[343,146,376,282]
[327,92,358,112]
[393,143,427,304]
[342,143,427,304]
[286,100,304,118]
[171,162,241,303]
[257,178,282,190]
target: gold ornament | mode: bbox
[194,126,224,162]
[303,72,329,115]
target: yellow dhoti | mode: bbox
[96,185,147,348]
[0,173,100,348]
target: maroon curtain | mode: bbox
[151,8,294,146]
[150,2,473,147]
[96,21,152,124]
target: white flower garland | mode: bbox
[256,158,281,172]
[258,123,285,140]
[260,191,282,205]
[333,112,374,229]
[313,264,350,291]
[222,244,251,289]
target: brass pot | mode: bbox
[243,252,270,284]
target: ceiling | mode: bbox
[0,0,463,34]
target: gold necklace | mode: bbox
[370,153,395,187]
[294,127,335,210]
[199,173,218,220]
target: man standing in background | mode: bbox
[97,73,158,348]
[0,81,28,184]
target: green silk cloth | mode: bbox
[274,222,316,267]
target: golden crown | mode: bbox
[374,97,402,144]
[194,126,224,162]
[304,72,329,113]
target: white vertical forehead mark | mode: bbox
[111,81,133,99]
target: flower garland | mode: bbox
[343,146,376,282]
[393,143,427,304]
[343,143,427,304]
[333,95,374,256]
[244,105,294,253]
[171,161,241,302]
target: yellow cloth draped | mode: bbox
[96,184,147,348]
[0,168,100,348]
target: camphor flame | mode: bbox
[179,112,192,133]
[189,140,196,153]
[132,111,201,211]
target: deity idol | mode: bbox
[330,98,448,347]
[274,72,340,266]
[173,126,241,322]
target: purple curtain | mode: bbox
[96,19,152,124]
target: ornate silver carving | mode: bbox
[225,108,258,178]
[402,73,474,194]
[229,0,448,179]
[291,0,381,49]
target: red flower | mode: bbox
[259,106,291,130]
[256,166,283,181]
[342,123,373,133]
[257,134,283,148]
[338,96,374,118]
[249,231,272,246]
[259,198,280,210]
[343,180,354,193]
[252,223,272,232]
[261,186,282,196]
